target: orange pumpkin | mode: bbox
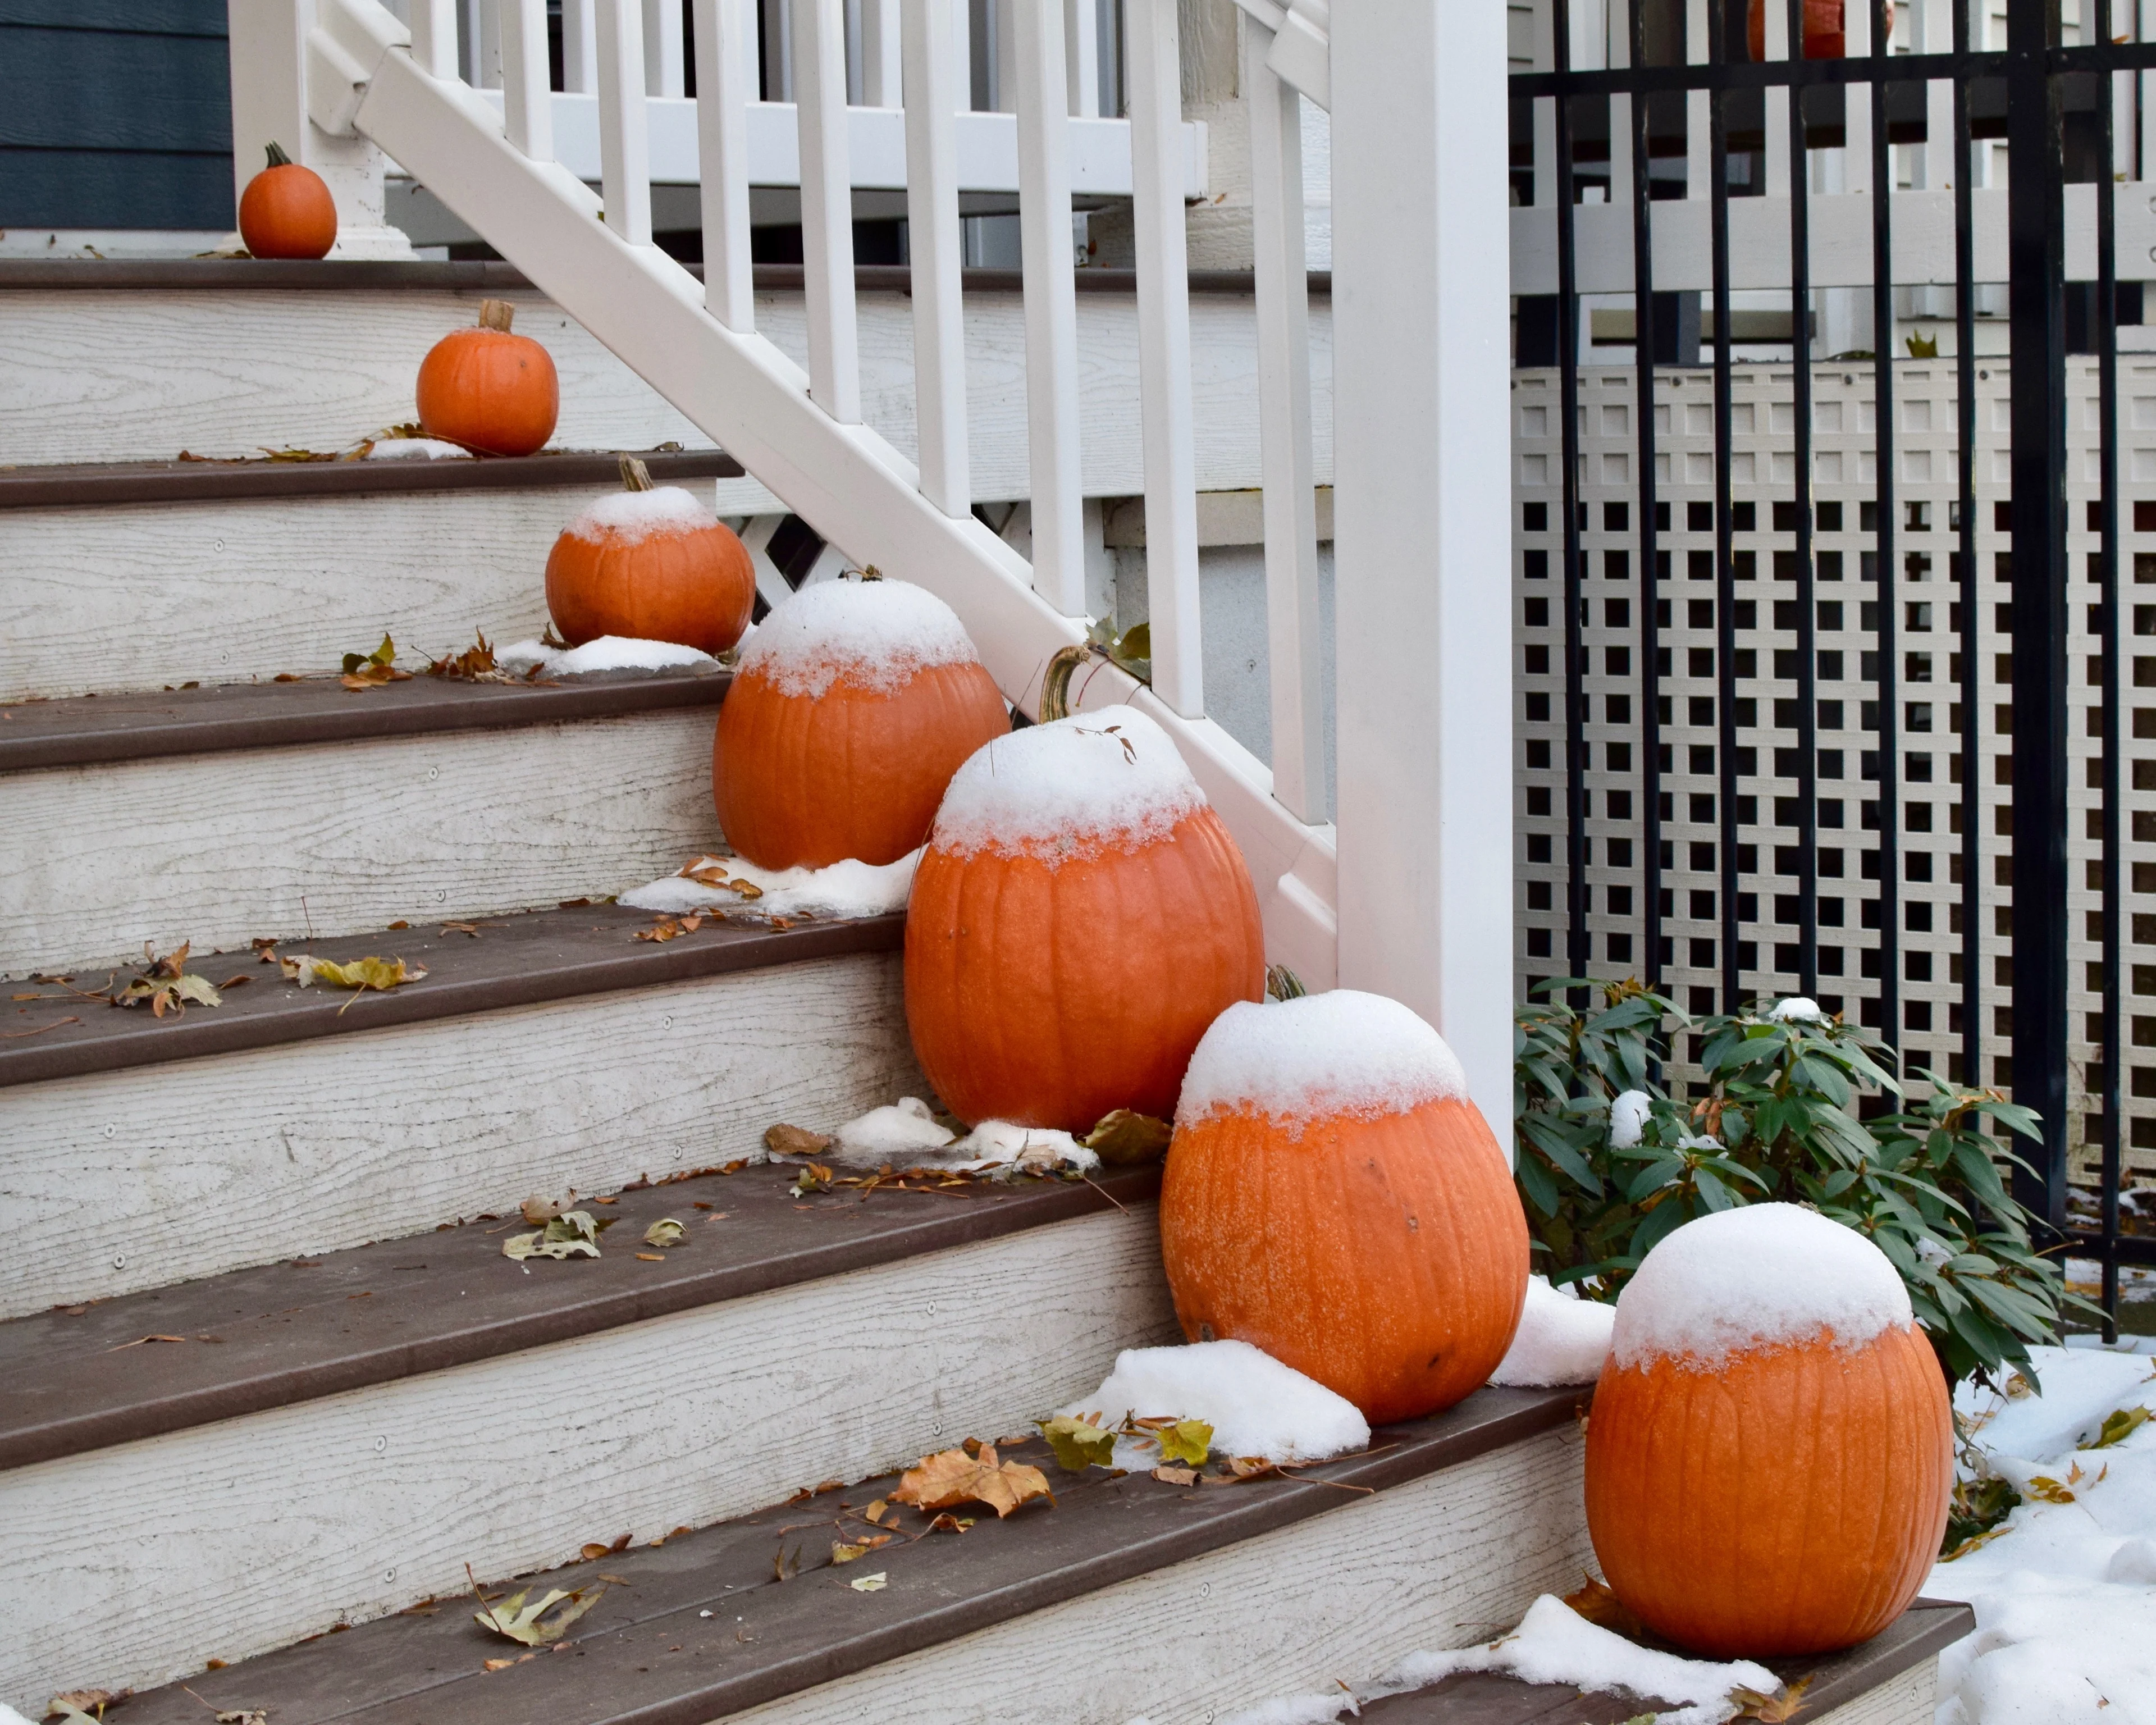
[238,142,337,260]
[715,576,1010,869]
[1749,0,1846,61]
[1586,1203,1952,1658]
[1159,991,1528,1424]
[415,299,559,457]
[545,458,755,655]
[904,709,1264,1129]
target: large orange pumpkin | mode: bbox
[1586,1203,1952,1658]
[238,143,337,260]
[415,299,559,457]
[905,709,1264,1129]
[1159,991,1528,1425]
[545,457,755,655]
[1748,0,1845,61]
[715,576,1009,869]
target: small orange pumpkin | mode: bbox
[905,709,1264,1130]
[715,576,1009,869]
[1586,1203,1952,1658]
[545,457,754,655]
[1159,991,1528,1425]
[238,142,337,260]
[1748,0,1846,61]
[415,299,559,457]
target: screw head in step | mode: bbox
[385,1568,396,1582]
[374,1435,387,1453]
[113,1254,126,1270]
[104,1122,116,1138]
[428,767,438,781]
[663,1014,674,1030]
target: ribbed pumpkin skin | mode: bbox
[415,328,560,456]
[238,164,337,259]
[546,521,756,657]
[1159,1098,1528,1424]
[1586,1322,1952,1658]
[714,661,1010,868]
[905,807,1264,1129]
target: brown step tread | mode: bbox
[0,900,896,1088]
[115,1384,1586,1725]
[0,660,728,774]
[0,446,743,509]
[0,1151,1154,1472]
[1360,1598,1974,1723]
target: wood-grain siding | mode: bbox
[0,709,723,974]
[1810,1662,1938,1725]
[727,1426,1593,1725]
[0,950,916,1317]
[0,1206,1181,1706]
[0,288,1333,503]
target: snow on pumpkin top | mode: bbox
[737,577,981,697]
[1613,1202,1913,1370]
[561,485,716,544]
[1175,989,1470,1130]
[929,707,1205,861]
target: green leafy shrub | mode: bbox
[1514,978,2085,1387]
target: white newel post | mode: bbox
[227,0,416,257]
[1330,0,1514,1152]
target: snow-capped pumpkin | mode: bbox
[1749,0,1844,60]
[715,576,1009,869]
[1159,991,1528,1425]
[1586,1203,1952,1658]
[415,298,559,457]
[238,142,336,260]
[905,709,1264,1129]
[545,457,754,656]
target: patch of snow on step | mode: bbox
[361,436,473,459]
[1219,1596,1779,1725]
[810,1097,1098,1179]
[1065,1339,1369,1467]
[1488,1274,1614,1387]
[622,849,919,920]
[1928,1342,2156,1724]
[498,634,718,677]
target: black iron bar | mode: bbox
[2095,0,2123,1337]
[2005,0,2071,1229]
[1954,0,1983,1096]
[1788,0,1819,998]
[1873,0,1902,1065]
[1631,0,1663,1008]
[1512,37,2156,102]
[1554,0,1591,998]
[1711,0,1740,1015]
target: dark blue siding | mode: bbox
[0,2,234,230]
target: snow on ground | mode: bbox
[1212,1595,1780,1725]
[1489,1275,1614,1387]
[497,634,718,676]
[1926,1343,2156,1723]
[621,848,919,920]
[1064,1340,1369,1466]
[359,435,471,459]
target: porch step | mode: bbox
[96,1384,1594,1725]
[0,449,765,703]
[1,904,915,1316]
[0,670,730,975]
[0,1162,1172,1706]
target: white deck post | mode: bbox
[1330,0,1515,1147]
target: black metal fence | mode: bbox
[1509,0,2156,1332]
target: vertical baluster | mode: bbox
[846,0,866,101]
[862,0,902,103]
[695,0,756,328]
[995,0,1017,107]
[1065,0,1099,116]
[794,0,862,419]
[476,0,503,85]
[1843,0,1872,194]
[761,0,794,98]
[1125,0,1201,710]
[563,0,601,89]
[1685,0,1709,202]
[1533,0,1557,208]
[1243,21,1322,822]
[644,0,688,93]
[905,0,973,514]
[501,0,554,157]
[597,0,656,243]
[410,0,460,77]
[1014,0,1086,612]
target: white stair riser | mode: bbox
[1,709,720,975]
[1812,1666,1938,1725]
[0,288,1333,502]
[737,1425,1595,1725]
[0,1206,1179,1709]
[0,484,784,703]
[1,950,914,1318]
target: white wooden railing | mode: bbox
[250,0,1514,1138]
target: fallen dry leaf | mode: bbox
[830,1534,892,1564]
[633,914,705,942]
[280,953,427,1012]
[1036,1414,1117,1473]
[1083,1108,1173,1166]
[340,633,413,692]
[439,921,481,937]
[1151,1465,1199,1486]
[862,1498,888,1524]
[636,1252,665,1262]
[112,942,222,1018]
[521,1194,566,1224]
[766,1122,833,1157]
[893,1445,1054,1519]
[427,631,518,683]
[483,1657,517,1672]
[789,1162,836,1197]
[642,1218,686,1248]
[1155,1418,1213,1467]
[503,1210,602,1261]
[47,1691,129,1723]
[470,1563,605,1646]
[1730,1677,1812,1722]
[847,1571,888,1592]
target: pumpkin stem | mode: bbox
[1039,644,1087,723]
[857,564,883,581]
[264,141,293,168]
[478,298,516,332]
[1265,964,1307,1002]
[618,455,655,492]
